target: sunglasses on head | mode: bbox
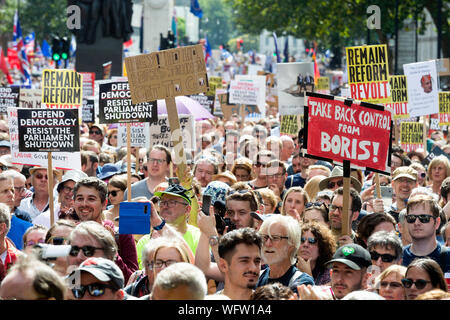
[300,237,317,244]
[328,180,343,189]
[405,214,435,224]
[72,283,117,299]
[370,251,396,262]
[69,245,103,257]
[401,278,431,290]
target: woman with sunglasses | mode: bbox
[303,202,329,226]
[402,258,448,300]
[104,174,127,228]
[280,187,310,222]
[44,220,76,276]
[296,222,337,285]
[375,264,407,300]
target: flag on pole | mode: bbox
[24,32,35,56]
[312,43,320,85]
[41,39,52,58]
[171,10,177,47]
[190,0,203,18]
[70,35,77,57]
[283,37,289,62]
[0,47,13,84]
[272,32,281,63]
[204,35,212,62]
[12,11,31,86]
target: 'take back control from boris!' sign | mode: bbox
[17,109,80,153]
[124,44,208,105]
[303,93,392,174]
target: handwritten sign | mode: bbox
[125,45,208,104]
[346,44,390,104]
[149,114,195,150]
[304,93,392,174]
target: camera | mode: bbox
[32,243,72,262]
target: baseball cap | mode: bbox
[70,257,124,289]
[154,184,192,205]
[0,140,11,148]
[250,212,274,222]
[203,181,230,207]
[57,169,88,193]
[392,166,417,181]
[325,243,371,270]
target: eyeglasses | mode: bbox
[108,190,122,197]
[419,172,426,178]
[260,234,289,243]
[405,214,435,224]
[329,204,348,213]
[370,251,396,262]
[47,236,68,245]
[0,165,8,171]
[300,237,317,244]
[146,262,154,271]
[149,158,166,165]
[72,283,117,299]
[401,278,431,290]
[26,239,45,247]
[159,199,188,208]
[267,173,284,179]
[379,281,403,289]
[328,180,343,189]
[14,186,25,193]
[89,130,102,135]
[35,173,48,180]
[62,186,74,194]
[69,245,104,257]
[153,259,178,269]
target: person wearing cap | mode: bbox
[88,122,107,148]
[402,194,450,273]
[388,166,418,222]
[153,184,201,256]
[318,166,362,194]
[96,162,121,183]
[0,140,11,157]
[68,257,128,300]
[324,243,372,299]
[17,166,60,222]
[124,145,172,201]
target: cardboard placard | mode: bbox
[98,81,157,123]
[346,44,390,104]
[436,58,450,76]
[303,93,392,174]
[17,109,80,153]
[7,107,81,170]
[439,92,450,126]
[41,69,83,108]
[400,122,424,152]
[125,44,208,104]
[149,114,195,151]
[82,98,95,123]
[403,60,439,117]
[0,87,20,114]
[117,122,149,148]
[19,89,42,109]
[277,62,314,115]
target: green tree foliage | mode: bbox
[199,0,237,48]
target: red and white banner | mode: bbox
[304,93,392,174]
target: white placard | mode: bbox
[117,122,150,148]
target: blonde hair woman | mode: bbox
[280,187,310,222]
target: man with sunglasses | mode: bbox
[248,150,275,190]
[68,257,134,300]
[402,194,450,273]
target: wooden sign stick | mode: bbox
[341,160,352,236]
[47,152,55,226]
[423,117,427,158]
[127,123,132,202]
[166,97,187,181]
[374,173,381,200]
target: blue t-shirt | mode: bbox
[402,242,450,273]
[285,173,306,189]
[257,265,314,293]
[7,215,33,250]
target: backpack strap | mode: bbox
[288,270,303,288]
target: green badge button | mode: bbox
[342,247,355,256]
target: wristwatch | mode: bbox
[153,219,166,231]
[209,235,219,246]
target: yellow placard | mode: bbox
[41,69,83,107]
[280,115,299,135]
[316,77,330,91]
[400,122,423,152]
[389,75,408,103]
[439,92,450,125]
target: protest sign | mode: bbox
[80,72,95,97]
[400,122,424,152]
[403,60,439,117]
[98,81,157,123]
[422,144,450,167]
[280,115,299,135]
[124,44,208,104]
[303,93,392,174]
[345,44,390,104]
[189,94,215,114]
[316,77,330,94]
[248,64,263,75]
[439,92,450,126]
[41,69,83,109]
[205,76,222,97]
[0,87,19,114]
[17,109,80,153]
[386,75,409,119]
[229,79,261,107]
[117,122,149,148]
[234,75,266,115]
[82,98,95,123]
[7,107,81,170]
[19,89,42,108]
[277,62,314,115]
[436,58,450,76]
[149,114,195,151]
